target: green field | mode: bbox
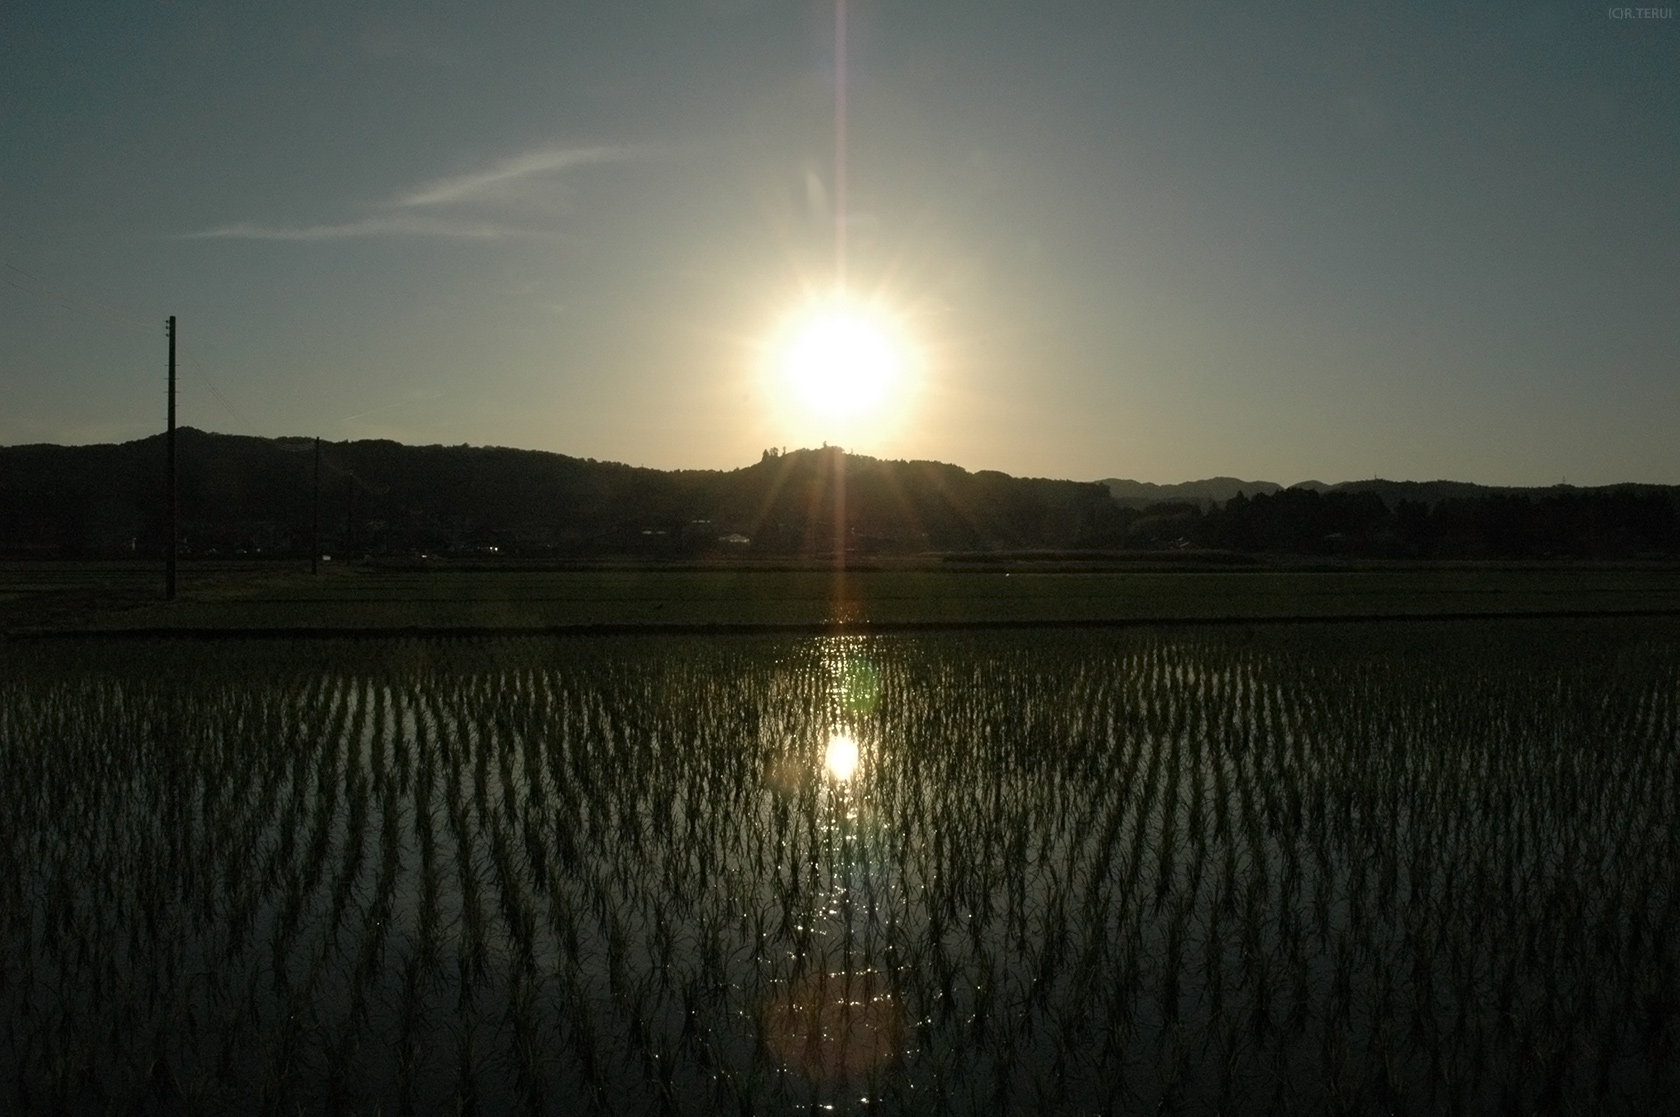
[4,560,1679,634]
[3,620,1677,1112]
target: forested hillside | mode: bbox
[0,432,1124,558]
[2,431,1674,559]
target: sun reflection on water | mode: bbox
[754,637,910,1085]
[760,968,901,1081]
[823,733,859,781]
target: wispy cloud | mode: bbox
[186,145,638,242]
[185,216,527,242]
[395,146,633,208]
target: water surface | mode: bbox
[2,619,1676,1113]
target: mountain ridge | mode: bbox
[1102,476,1675,509]
[4,430,1676,559]
[0,431,1127,558]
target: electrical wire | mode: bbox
[1,257,387,493]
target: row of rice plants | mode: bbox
[0,618,1676,1112]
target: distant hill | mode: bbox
[1189,483,1680,558]
[0,431,1126,558]
[3,432,1676,560]
[1108,475,1680,510]
[1318,478,1648,508]
[1101,477,1282,509]
[1094,474,1680,558]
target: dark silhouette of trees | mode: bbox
[1192,486,1680,558]
[0,432,1125,559]
[3,431,1675,560]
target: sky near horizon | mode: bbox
[2,2,1676,486]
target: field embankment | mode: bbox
[4,560,1679,636]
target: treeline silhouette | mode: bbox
[1,430,1675,560]
[0,431,1124,558]
[1138,487,1680,558]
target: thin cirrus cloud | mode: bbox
[186,145,640,241]
[189,215,524,241]
[393,146,629,207]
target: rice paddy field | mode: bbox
[3,618,1678,1114]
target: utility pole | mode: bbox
[166,315,177,601]
[311,437,321,574]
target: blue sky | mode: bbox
[3,1,1676,484]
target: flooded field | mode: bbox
[2,620,1677,1113]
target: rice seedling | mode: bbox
[0,618,1677,1111]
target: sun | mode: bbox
[772,294,910,425]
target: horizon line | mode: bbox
[0,426,1673,493]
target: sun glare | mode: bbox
[824,733,860,781]
[773,295,909,426]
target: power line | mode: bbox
[2,256,262,434]
[4,259,390,496]
[170,345,260,432]
[1,260,156,331]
